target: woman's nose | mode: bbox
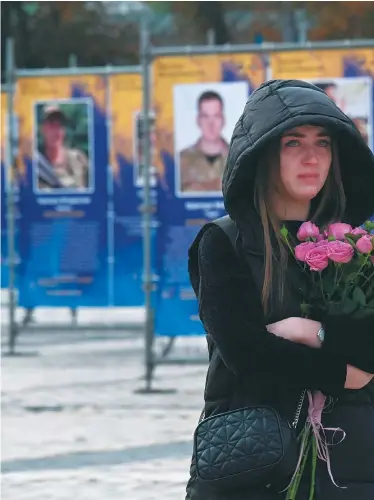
[302,147,319,165]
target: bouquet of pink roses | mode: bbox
[280,219,374,499]
[282,220,374,320]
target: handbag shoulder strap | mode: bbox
[188,215,239,300]
[212,215,238,252]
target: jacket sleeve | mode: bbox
[322,315,374,373]
[197,225,347,397]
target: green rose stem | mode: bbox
[343,253,372,301]
[332,263,342,297]
[308,436,318,500]
[333,265,346,300]
[361,268,374,289]
[286,427,313,500]
[352,253,371,283]
[281,225,307,273]
[281,226,295,258]
[318,273,328,304]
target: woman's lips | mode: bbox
[298,174,319,182]
[298,173,320,185]
[298,173,319,180]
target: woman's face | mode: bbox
[277,125,332,202]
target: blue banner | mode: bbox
[1,156,9,289]
[110,74,154,306]
[17,77,110,307]
[1,91,9,288]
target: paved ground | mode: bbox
[1,289,146,331]
[2,318,208,500]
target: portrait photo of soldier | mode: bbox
[312,78,372,148]
[34,101,92,192]
[179,90,229,194]
[173,81,248,197]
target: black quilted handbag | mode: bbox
[194,395,305,492]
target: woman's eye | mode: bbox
[285,139,299,147]
[318,140,331,147]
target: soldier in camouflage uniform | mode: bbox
[179,91,229,194]
[37,105,89,190]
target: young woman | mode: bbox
[186,79,374,500]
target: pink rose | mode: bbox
[316,239,329,248]
[305,246,329,271]
[327,240,354,263]
[327,223,353,240]
[295,242,316,262]
[351,227,368,236]
[356,235,373,254]
[297,221,320,241]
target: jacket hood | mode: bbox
[222,79,374,227]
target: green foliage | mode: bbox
[345,233,361,243]
[345,236,357,247]
[352,286,367,307]
[364,220,374,232]
[280,225,289,240]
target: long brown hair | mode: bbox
[253,140,346,313]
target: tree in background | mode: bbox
[1,1,138,80]
[160,1,374,45]
[2,1,374,80]
[158,1,230,44]
[306,1,374,40]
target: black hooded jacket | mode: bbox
[186,80,374,500]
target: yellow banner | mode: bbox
[108,73,142,180]
[271,48,374,148]
[271,48,374,79]
[153,53,267,154]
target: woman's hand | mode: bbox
[267,318,374,389]
[267,317,321,348]
[345,365,374,389]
